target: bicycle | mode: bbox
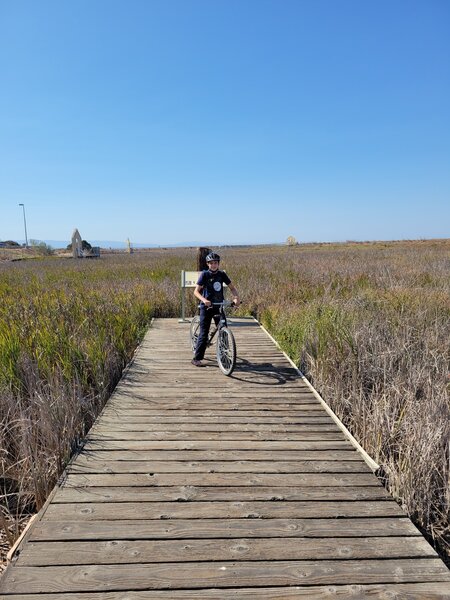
[190,300,237,376]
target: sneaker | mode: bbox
[191,359,204,367]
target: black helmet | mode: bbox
[206,252,220,263]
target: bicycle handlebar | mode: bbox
[204,300,240,309]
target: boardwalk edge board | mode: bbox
[5,515,38,564]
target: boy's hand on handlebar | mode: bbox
[204,299,212,308]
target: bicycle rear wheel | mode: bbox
[190,316,200,352]
[216,327,236,376]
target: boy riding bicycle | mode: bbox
[191,252,240,367]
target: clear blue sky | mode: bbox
[1,0,449,246]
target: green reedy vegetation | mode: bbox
[0,241,449,564]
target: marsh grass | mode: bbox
[0,241,449,566]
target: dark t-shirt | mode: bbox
[197,269,231,305]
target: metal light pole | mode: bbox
[18,203,28,248]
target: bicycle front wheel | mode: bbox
[216,327,236,376]
[190,316,200,352]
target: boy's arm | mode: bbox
[228,283,240,306]
[194,284,211,307]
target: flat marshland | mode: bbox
[0,240,449,567]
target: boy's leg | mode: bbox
[194,308,213,361]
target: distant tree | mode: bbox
[286,236,298,246]
[3,240,21,247]
[30,240,54,255]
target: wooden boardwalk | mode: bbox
[1,317,449,598]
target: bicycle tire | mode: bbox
[216,326,236,376]
[190,316,201,352]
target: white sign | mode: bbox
[181,271,201,288]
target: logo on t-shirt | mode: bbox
[213,281,222,292]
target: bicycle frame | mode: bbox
[205,301,233,347]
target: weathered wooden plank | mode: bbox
[91,423,340,432]
[43,500,404,521]
[87,431,345,441]
[135,376,306,382]
[29,517,420,541]
[53,484,392,503]
[103,408,325,415]
[64,472,380,487]
[113,382,313,389]
[18,536,436,566]
[69,459,371,474]
[114,379,307,385]
[98,414,330,423]
[139,370,298,377]
[114,378,312,386]
[114,367,284,379]
[2,559,449,593]
[3,582,450,599]
[133,373,311,378]
[114,383,309,390]
[158,346,271,352]
[74,449,365,461]
[109,392,318,399]
[106,402,322,410]
[102,411,325,420]
[106,395,320,403]
[81,440,355,450]
[149,371,298,376]
[111,388,315,394]
[107,399,317,406]
[133,356,294,361]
